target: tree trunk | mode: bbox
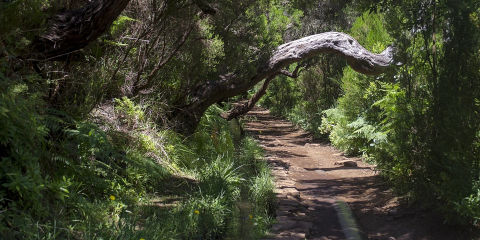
[27,1,396,136]
[171,32,396,135]
[30,0,131,61]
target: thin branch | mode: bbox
[279,64,303,78]
[131,24,195,96]
[221,75,275,121]
[147,25,194,80]
[109,28,151,83]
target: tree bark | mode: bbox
[30,0,131,61]
[171,32,395,135]
[192,0,217,15]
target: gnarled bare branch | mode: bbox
[172,32,396,134]
[269,32,394,75]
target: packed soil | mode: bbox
[243,107,475,240]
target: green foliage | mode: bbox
[458,181,480,225]
[175,194,230,239]
[0,0,308,238]
[0,78,48,238]
[249,170,276,216]
[110,15,136,36]
[349,11,392,52]
[261,74,302,116]
[4,0,479,235]
[115,96,145,127]
[319,10,425,192]
[0,0,50,55]
[245,0,303,49]
[198,156,242,204]
[187,107,275,238]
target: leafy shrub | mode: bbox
[198,156,243,204]
[250,171,276,216]
[175,194,230,239]
[115,97,145,128]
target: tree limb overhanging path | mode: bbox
[28,0,396,134]
[173,32,395,133]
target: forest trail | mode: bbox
[244,107,470,240]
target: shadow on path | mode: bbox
[243,107,476,240]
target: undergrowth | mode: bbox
[0,90,275,239]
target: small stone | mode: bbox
[295,212,306,217]
[291,232,306,239]
[281,187,300,197]
[334,160,358,167]
[388,208,398,215]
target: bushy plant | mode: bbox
[115,97,145,128]
[175,194,230,239]
[319,10,392,156]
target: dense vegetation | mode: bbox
[1,0,480,239]
[1,0,285,238]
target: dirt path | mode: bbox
[243,107,474,240]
